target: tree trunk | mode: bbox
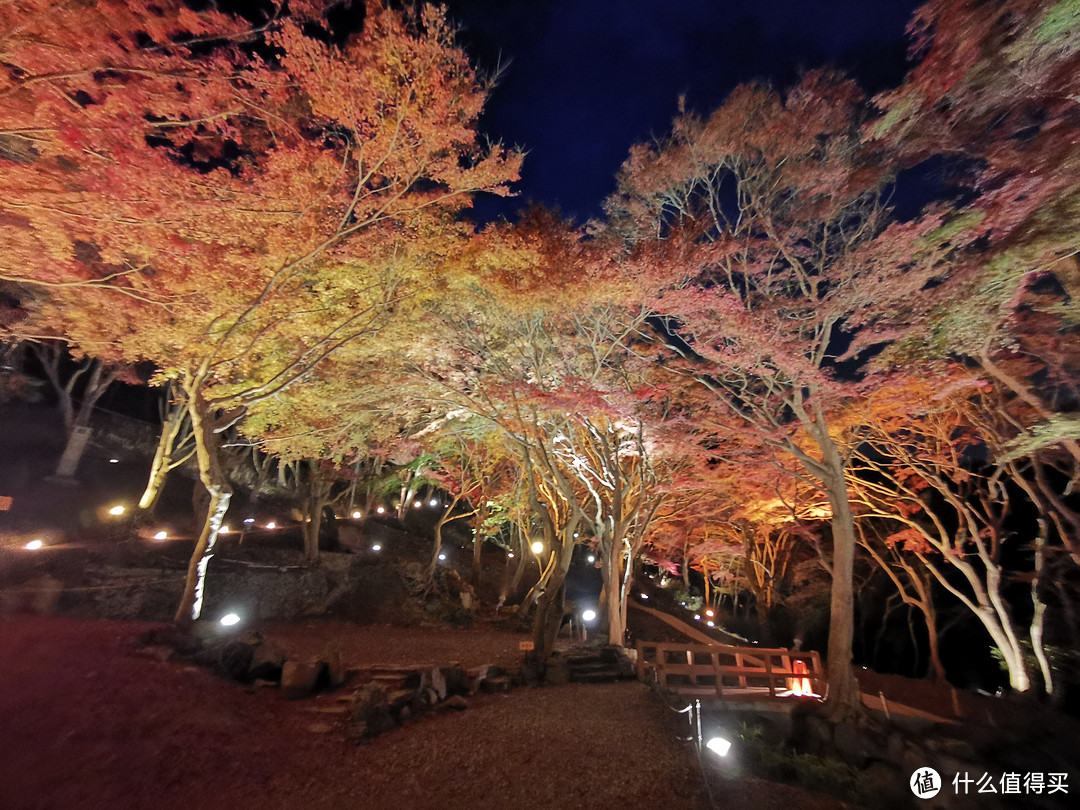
[174,390,233,629]
[472,502,489,587]
[531,541,575,657]
[138,394,190,513]
[823,466,860,716]
[52,359,117,479]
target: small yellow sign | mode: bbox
[518,640,535,651]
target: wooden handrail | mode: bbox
[636,639,823,701]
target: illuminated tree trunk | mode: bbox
[138,388,191,513]
[300,466,333,564]
[822,455,860,716]
[174,388,233,629]
[533,546,575,658]
[472,502,489,587]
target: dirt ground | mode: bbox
[0,616,852,810]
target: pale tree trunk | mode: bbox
[174,388,234,629]
[138,387,192,513]
[1030,529,1053,696]
[52,358,120,479]
[533,546,575,658]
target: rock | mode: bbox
[482,676,512,694]
[349,681,395,740]
[306,722,335,734]
[442,695,468,711]
[441,665,467,696]
[387,689,416,713]
[321,644,347,688]
[460,590,473,610]
[248,641,286,682]
[398,706,412,723]
[423,667,448,700]
[281,660,321,699]
[465,665,490,694]
[545,655,569,686]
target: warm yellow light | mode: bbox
[220,526,230,535]
[413,500,422,508]
[507,552,515,559]
[108,505,125,516]
[704,608,715,617]
[25,539,44,550]
[376,506,386,514]
[531,540,544,554]
[352,511,362,519]
[266,521,276,529]
[153,531,167,541]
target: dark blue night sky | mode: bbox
[440,0,925,223]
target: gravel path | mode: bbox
[0,616,850,810]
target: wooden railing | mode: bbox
[635,640,824,701]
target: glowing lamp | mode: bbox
[640,594,649,600]
[694,614,701,621]
[704,608,715,617]
[581,609,597,623]
[266,521,276,529]
[219,613,241,627]
[243,517,255,524]
[220,526,230,535]
[413,501,422,508]
[429,499,438,507]
[108,458,119,464]
[507,552,515,559]
[153,531,167,541]
[371,544,382,552]
[438,553,447,561]
[706,620,715,627]
[531,541,544,554]
[573,533,579,538]
[25,539,44,550]
[352,511,362,519]
[706,737,732,757]
[376,506,386,514]
[586,554,595,563]
[108,505,126,516]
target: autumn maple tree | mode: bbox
[0,0,520,626]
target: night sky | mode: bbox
[437,0,925,223]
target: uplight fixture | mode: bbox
[352,511,362,519]
[108,505,126,516]
[376,506,386,514]
[266,521,276,529]
[25,539,43,550]
[154,531,167,540]
[706,737,732,757]
[531,540,544,554]
[108,458,119,464]
[581,609,597,623]
[438,552,447,561]
[372,544,382,552]
[586,554,595,563]
[429,499,438,507]
[219,613,241,627]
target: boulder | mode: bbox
[441,665,467,696]
[320,644,347,688]
[281,660,321,699]
[349,681,396,741]
[248,641,286,682]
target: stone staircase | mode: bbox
[548,645,637,684]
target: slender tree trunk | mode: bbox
[138,394,190,513]
[52,359,117,479]
[824,464,860,716]
[472,502,488,587]
[1030,530,1053,696]
[174,391,233,629]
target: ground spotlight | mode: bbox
[640,593,649,600]
[352,511,362,519]
[429,499,438,507]
[376,506,386,514]
[706,737,732,757]
[219,613,241,627]
[25,539,44,550]
[507,552,515,559]
[108,458,119,464]
[694,614,701,621]
[531,540,544,554]
[371,544,382,552]
[438,552,447,561]
[266,521,276,529]
[243,517,255,524]
[108,505,126,516]
[220,526,230,535]
[706,620,715,627]
[581,609,597,623]
[153,531,167,541]
[413,500,422,508]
